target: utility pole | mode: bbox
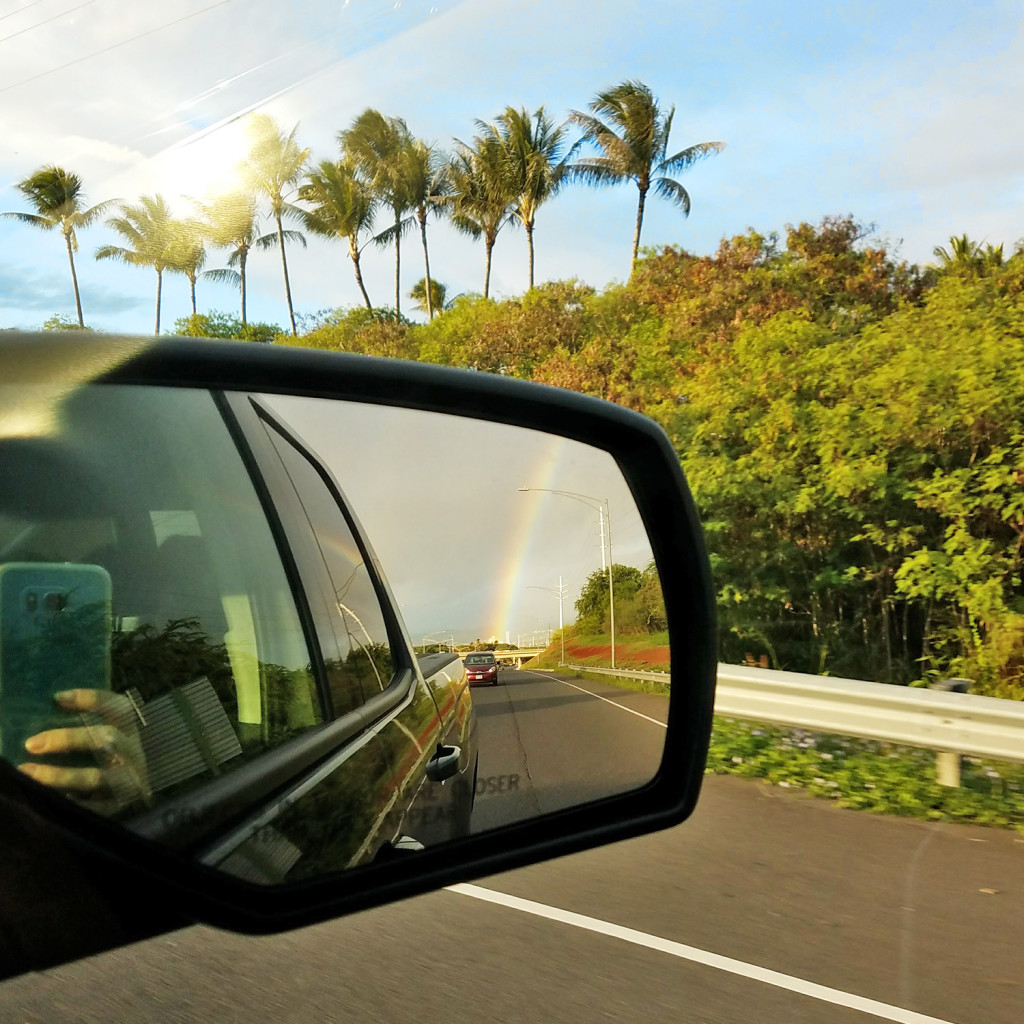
[527,576,568,665]
[519,488,615,670]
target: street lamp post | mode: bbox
[519,487,616,669]
[421,629,452,653]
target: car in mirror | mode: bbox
[463,652,500,686]
[0,333,715,978]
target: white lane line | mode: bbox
[447,883,957,1024]
[551,675,667,728]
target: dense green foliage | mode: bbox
[172,310,283,342]
[574,562,666,635]
[292,217,1024,696]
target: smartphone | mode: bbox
[0,562,112,766]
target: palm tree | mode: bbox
[477,107,567,289]
[95,194,176,334]
[1,166,114,327]
[410,277,450,315]
[444,136,517,299]
[401,139,449,319]
[239,114,309,336]
[932,234,982,268]
[931,234,1005,274]
[568,80,724,265]
[297,158,377,310]
[167,219,206,315]
[193,192,284,326]
[340,110,415,319]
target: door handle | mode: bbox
[425,744,461,783]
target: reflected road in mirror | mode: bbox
[467,668,666,833]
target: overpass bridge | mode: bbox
[488,647,546,669]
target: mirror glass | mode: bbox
[0,381,668,884]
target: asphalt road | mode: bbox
[469,666,664,832]
[1,669,1022,1024]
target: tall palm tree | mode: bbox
[193,192,284,326]
[297,158,377,310]
[568,80,724,265]
[477,106,567,289]
[445,136,517,299]
[1,166,114,327]
[167,219,206,316]
[95,194,176,334]
[239,114,309,336]
[340,110,415,319]
[400,139,449,319]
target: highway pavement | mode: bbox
[1,669,1022,1023]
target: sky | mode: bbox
[266,395,654,643]
[1,0,1022,333]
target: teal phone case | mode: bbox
[0,563,112,766]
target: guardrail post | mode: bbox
[929,678,971,787]
[934,751,961,788]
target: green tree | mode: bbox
[477,106,567,289]
[673,257,1024,692]
[1,166,114,327]
[173,310,283,342]
[297,158,377,309]
[409,277,451,316]
[445,135,517,299]
[239,114,310,336]
[340,110,415,319]
[568,80,724,266]
[286,305,415,359]
[574,564,643,634]
[95,194,176,334]
[931,234,1005,275]
[41,313,93,331]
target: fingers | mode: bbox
[24,724,118,756]
[18,762,104,792]
[54,689,130,716]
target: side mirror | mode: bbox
[0,334,715,976]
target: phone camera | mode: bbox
[24,591,38,612]
[43,591,68,613]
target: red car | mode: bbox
[464,651,500,685]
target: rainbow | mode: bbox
[482,432,570,640]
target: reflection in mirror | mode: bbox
[265,396,668,842]
[0,382,668,886]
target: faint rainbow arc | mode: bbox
[483,434,568,641]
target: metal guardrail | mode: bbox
[562,662,1024,785]
[561,664,669,683]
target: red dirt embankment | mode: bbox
[557,639,670,670]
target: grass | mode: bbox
[706,718,1024,830]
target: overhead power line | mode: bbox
[0,0,236,95]
[0,0,50,26]
[0,0,94,46]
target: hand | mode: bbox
[18,689,152,814]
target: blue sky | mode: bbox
[1,0,1022,333]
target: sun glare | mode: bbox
[146,118,252,206]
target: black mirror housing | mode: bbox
[0,333,715,969]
